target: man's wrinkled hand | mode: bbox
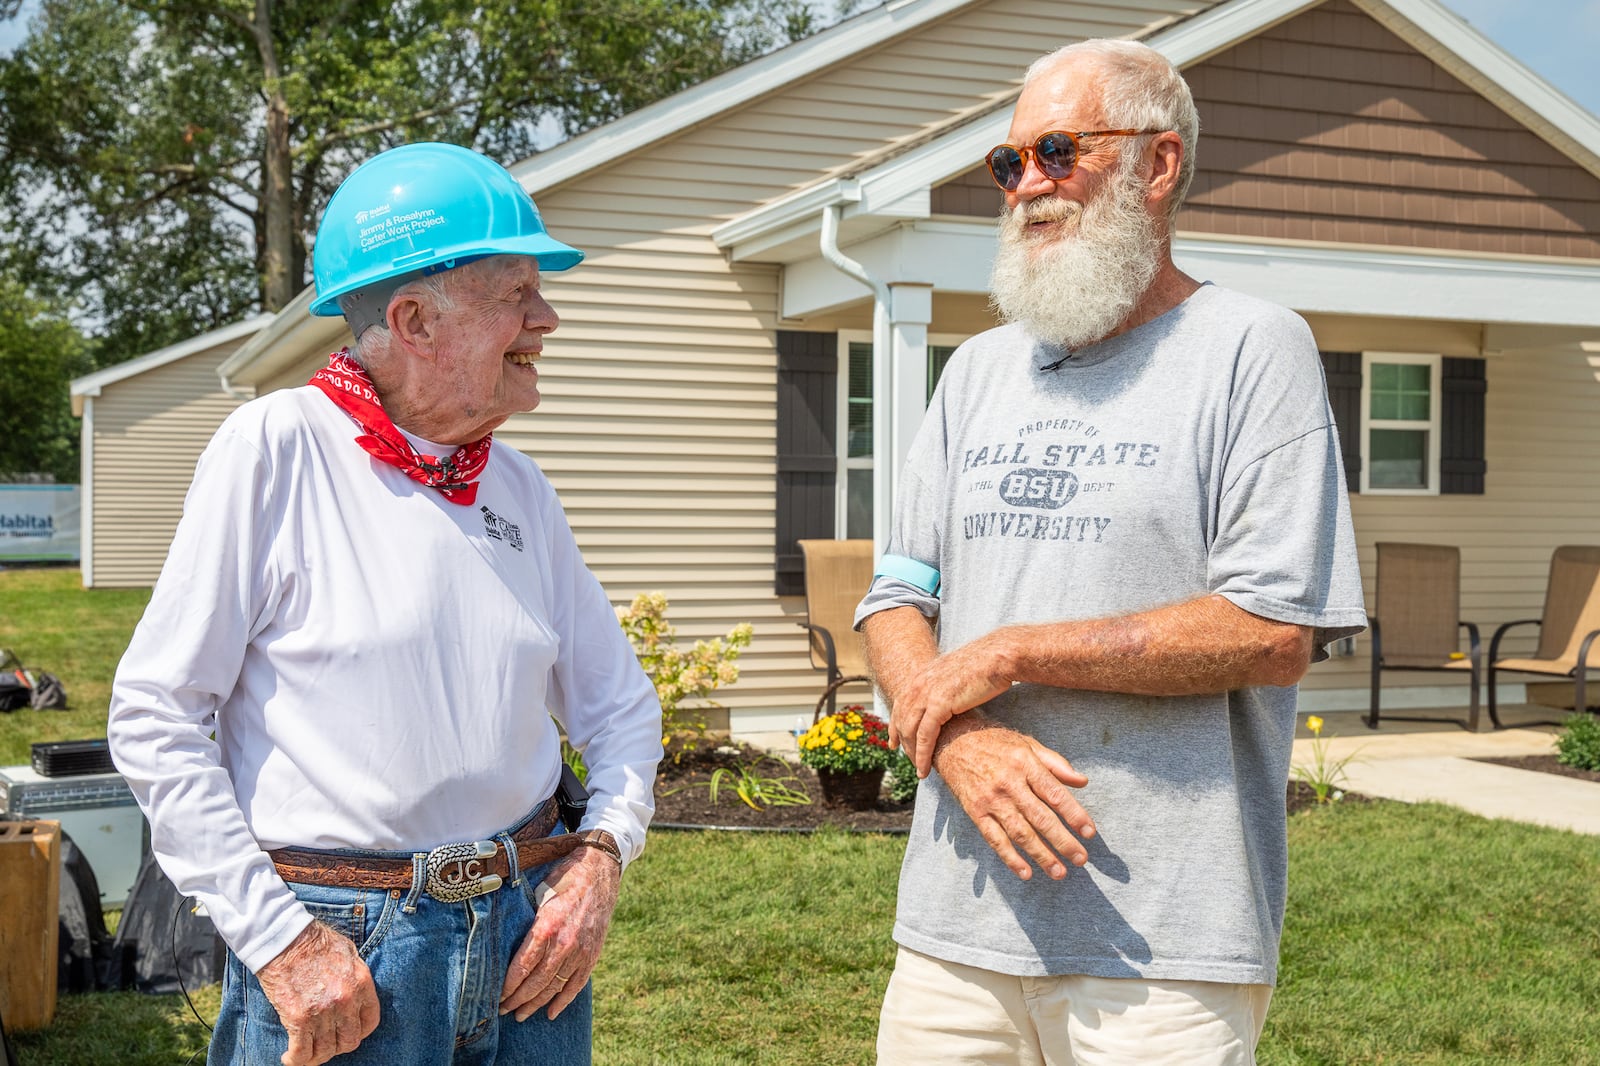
[890,637,1013,775]
[934,716,1096,880]
[499,845,621,1022]
[255,919,380,1066]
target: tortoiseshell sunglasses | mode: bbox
[985,129,1160,191]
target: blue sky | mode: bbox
[0,1,1596,119]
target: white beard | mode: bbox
[988,155,1164,352]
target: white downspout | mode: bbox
[819,204,895,563]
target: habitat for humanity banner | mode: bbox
[0,485,81,561]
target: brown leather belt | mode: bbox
[269,799,580,902]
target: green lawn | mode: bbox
[0,566,150,765]
[6,568,1600,1064]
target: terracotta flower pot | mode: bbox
[816,768,884,810]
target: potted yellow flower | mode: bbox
[797,705,898,809]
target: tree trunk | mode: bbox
[251,0,295,312]
[261,93,294,311]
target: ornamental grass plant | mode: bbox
[796,705,897,774]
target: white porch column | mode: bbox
[888,280,932,520]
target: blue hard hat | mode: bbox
[310,142,583,318]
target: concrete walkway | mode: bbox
[1293,707,1600,836]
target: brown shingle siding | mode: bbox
[1177,0,1600,257]
[933,0,1600,260]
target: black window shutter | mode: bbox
[774,331,838,595]
[1319,351,1362,488]
[1440,357,1487,494]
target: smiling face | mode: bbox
[989,56,1166,350]
[425,255,559,441]
[1002,54,1129,233]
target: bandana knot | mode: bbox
[309,350,491,505]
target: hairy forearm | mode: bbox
[982,595,1313,696]
[860,606,940,704]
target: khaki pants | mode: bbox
[877,947,1272,1066]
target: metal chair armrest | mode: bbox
[1459,620,1482,667]
[1488,618,1541,663]
[1367,616,1382,666]
[798,621,841,682]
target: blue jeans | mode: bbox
[209,822,591,1066]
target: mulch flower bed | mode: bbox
[1473,754,1600,784]
[652,739,1362,830]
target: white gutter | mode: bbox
[820,205,894,564]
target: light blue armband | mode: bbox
[875,554,940,596]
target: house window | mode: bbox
[1360,352,1441,494]
[837,333,965,539]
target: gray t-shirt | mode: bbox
[856,283,1365,985]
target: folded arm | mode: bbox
[884,594,1312,774]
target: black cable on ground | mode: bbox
[174,897,213,1034]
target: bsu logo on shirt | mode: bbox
[998,469,1078,509]
[480,506,524,552]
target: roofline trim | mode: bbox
[508,0,982,195]
[715,0,1322,252]
[70,314,275,397]
[1354,0,1600,175]
[717,0,1600,255]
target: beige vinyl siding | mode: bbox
[87,342,249,588]
[244,0,1214,726]
[1301,318,1600,695]
[501,1,1215,724]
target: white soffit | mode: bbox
[1173,236,1600,329]
[779,221,1600,329]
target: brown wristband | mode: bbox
[577,829,623,867]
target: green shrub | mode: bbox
[1555,713,1600,771]
[887,749,919,803]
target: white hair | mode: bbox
[1024,39,1200,220]
[342,271,459,366]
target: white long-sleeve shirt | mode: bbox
[108,385,663,972]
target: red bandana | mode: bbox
[309,350,491,506]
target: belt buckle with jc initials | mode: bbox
[424,839,503,901]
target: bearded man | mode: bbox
[856,40,1365,1065]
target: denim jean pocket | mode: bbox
[287,882,401,959]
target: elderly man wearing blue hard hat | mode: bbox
[109,142,663,1066]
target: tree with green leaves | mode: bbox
[0,0,822,364]
[0,271,91,481]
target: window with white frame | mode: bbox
[837,332,966,539]
[1359,352,1441,494]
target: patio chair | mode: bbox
[1487,545,1600,727]
[1366,542,1484,731]
[797,539,874,719]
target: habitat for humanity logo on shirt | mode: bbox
[480,506,524,552]
[957,415,1160,545]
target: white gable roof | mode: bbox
[507,0,990,196]
[714,0,1600,262]
[71,315,274,412]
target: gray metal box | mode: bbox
[0,765,148,907]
